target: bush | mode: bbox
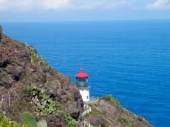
[102,95,121,107]
[0,114,28,127]
[118,116,132,126]
[25,44,50,69]
[64,114,77,127]
[0,115,15,127]
[0,111,48,127]
[28,84,62,115]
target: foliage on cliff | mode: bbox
[0,26,83,127]
[84,95,153,127]
[0,25,153,127]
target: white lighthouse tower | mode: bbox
[75,68,90,102]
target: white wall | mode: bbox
[79,89,90,102]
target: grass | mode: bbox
[25,44,50,69]
[102,95,121,108]
[118,115,132,127]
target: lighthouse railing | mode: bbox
[76,83,89,87]
[77,86,90,90]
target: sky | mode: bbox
[0,0,170,22]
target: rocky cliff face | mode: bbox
[0,26,84,126]
[84,96,153,127]
[0,25,153,127]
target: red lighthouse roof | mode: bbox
[76,68,88,78]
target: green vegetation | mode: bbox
[23,84,78,126]
[64,114,77,127]
[28,84,62,115]
[0,115,16,127]
[118,115,132,127]
[0,112,49,127]
[102,95,121,108]
[37,120,47,127]
[21,112,47,127]
[89,106,103,117]
[22,112,37,127]
[0,114,28,127]
[25,44,50,69]
[0,67,7,72]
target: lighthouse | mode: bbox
[75,68,90,102]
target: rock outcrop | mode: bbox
[84,97,153,127]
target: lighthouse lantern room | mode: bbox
[75,68,90,102]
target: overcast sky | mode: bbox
[0,0,170,22]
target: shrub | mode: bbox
[0,114,28,127]
[25,44,50,69]
[102,95,121,107]
[0,115,15,127]
[28,84,62,115]
[64,114,77,127]
[118,116,132,127]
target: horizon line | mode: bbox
[1,19,170,23]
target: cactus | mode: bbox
[37,120,47,127]
[22,112,37,127]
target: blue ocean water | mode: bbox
[2,21,170,127]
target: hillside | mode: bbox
[83,96,153,127]
[0,25,153,127]
[0,25,83,126]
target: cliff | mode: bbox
[0,26,153,127]
[0,26,83,126]
[83,96,153,127]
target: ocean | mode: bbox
[2,20,170,127]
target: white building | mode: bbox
[75,68,90,102]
